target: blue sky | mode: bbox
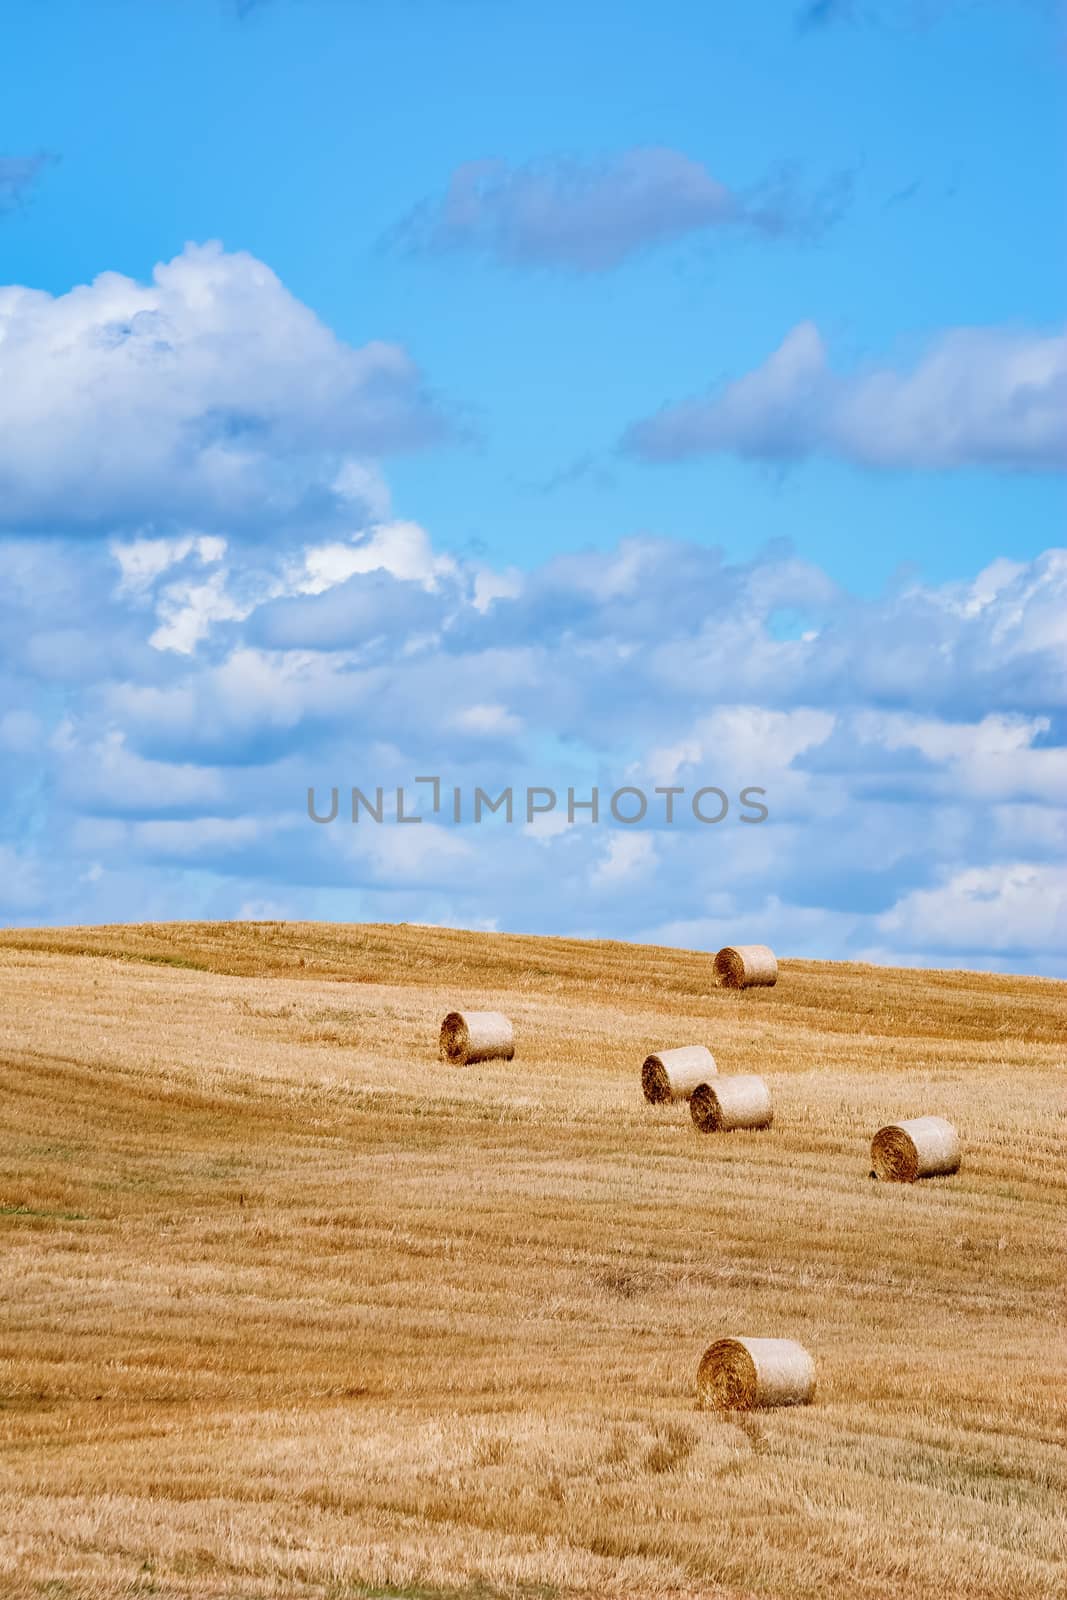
[0,0,1064,971]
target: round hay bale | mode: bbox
[690,1075,772,1132]
[439,1010,514,1066]
[697,1337,815,1411]
[641,1045,717,1104]
[714,944,778,989]
[871,1116,960,1182]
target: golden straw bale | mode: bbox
[690,1075,772,1132]
[641,1045,717,1103]
[714,944,778,988]
[439,1010,514,1065]
[697,1337,815,1410]
[871,1116,961,1182]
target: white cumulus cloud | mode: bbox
[0,242,445,535]
[626,320,1067,472]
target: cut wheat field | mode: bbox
[0,920,1064,1600]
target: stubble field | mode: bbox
[0,920,1063,1600]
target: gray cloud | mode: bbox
[247,568,447,652]
[797,0,1054,28]
[796,0,856,27]
[0,154,56,216]
[389,148,850,273]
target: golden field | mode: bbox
[0,920,1064,1600]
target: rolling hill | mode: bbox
[0,921,1063,1600]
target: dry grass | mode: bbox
[0,919,1064,1600]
